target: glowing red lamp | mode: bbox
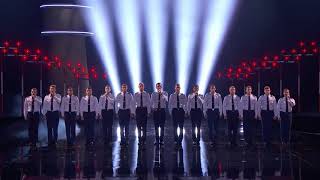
[43,56,49,61]
[273,55,279,61]
[291,49,297,54]
[311,41,317,46]
[227,67,233,73]
[299,41,305,47]
[16,41,21,47]
[3,41,9,47]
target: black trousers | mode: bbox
[136,107,148,143]
[64,112,76,144]
[153,108,166,142]
[206,109,219,142]
[190,108,202,143]
[101,109,114,142]
[27,112,40,144]
[261,110,274,144]
[172,108,185,143]
[243,110,255,145]
[46,111,59,144]
[280,112,292,143]
[118,109,130,142]
[226,110,239,145]
[83,112,96,144]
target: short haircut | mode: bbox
[49,85,56,88]
[210,84,216,88]
[229,85,235,89]
[264,86,270,90]
[67,86,73,90]
[86,86,92,90]
[121,83,127,87]
[156,82,161,86]
[246,85,252,89]
[283,88,290,92]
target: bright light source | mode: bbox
[143,0,168,90]
[114,0,142,92]
[175,0,201,94]
[197,0,238,94]
[80,0,120,93]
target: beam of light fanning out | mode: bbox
[175,0,200,94]
[80,0,120,93]
[114,0,142,92]
[144,0,168,90]
[197,0,238,94]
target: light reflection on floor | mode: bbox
[0,118,319,179]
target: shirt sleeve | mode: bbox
[23,98,28,120]
[80,97,84,117]
[95,97,99,117]
[218,95,223,116]
[75,96,80,116]
[222,96,227,117]
[254,97,258,117]
[42,96,47,115]
[60,97,65,117]
[273,96,277,114]
[130,94,135,114]
[290,98,296,107]
[203,94,207,115]
[55,94,62,104]
[257,96,262,117]
[115,94,120,114]
[168,94,173,115]
[98,96,103,116]
[239,96,243,117]
[276,99,281,118]
[187,95,192,114]
[163,92,169,102]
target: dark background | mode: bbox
[1,0,320,116]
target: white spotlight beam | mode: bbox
[175,0,201,94]
[114,0,142,92]
[144,0,168,90]
[80,0,121,93]
[197,0,238,94]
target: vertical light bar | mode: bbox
[144,0,168,90]
[80,0,120,93]
[114,0,142,92]
[175,0,200,94]
[197,0,238,94]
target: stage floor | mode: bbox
[0,118,319,179]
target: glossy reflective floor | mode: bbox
[1,118,319,179]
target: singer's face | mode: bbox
[86,88,92,96]
[139,83,144,92]
[67,88,73,95]
[105,86,111,93]
[210,86,216,93]
[246,87,252,94]
[193,86,199,93]
[156,84,162,91]
[175,84,180,93]
[283,89,290,97]
[49,86,56,94]
[229,87,236,94]
[121,85,127,92]
[31,89,37,96]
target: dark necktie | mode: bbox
[88,96,91,112]
[158,93,161,109]
[231,95,235,111]
[195,94,198,109]
[50,95,54,111]
[141,93,143,107]
[69,96,72,112]
[285,97,288,112]
[212,94,215,109]
[177,94,180,108]
[266,95,270,111]
[31,97,35,113]
[105,95,108,110]
[123,93,126,109]
[248,95,251,110]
